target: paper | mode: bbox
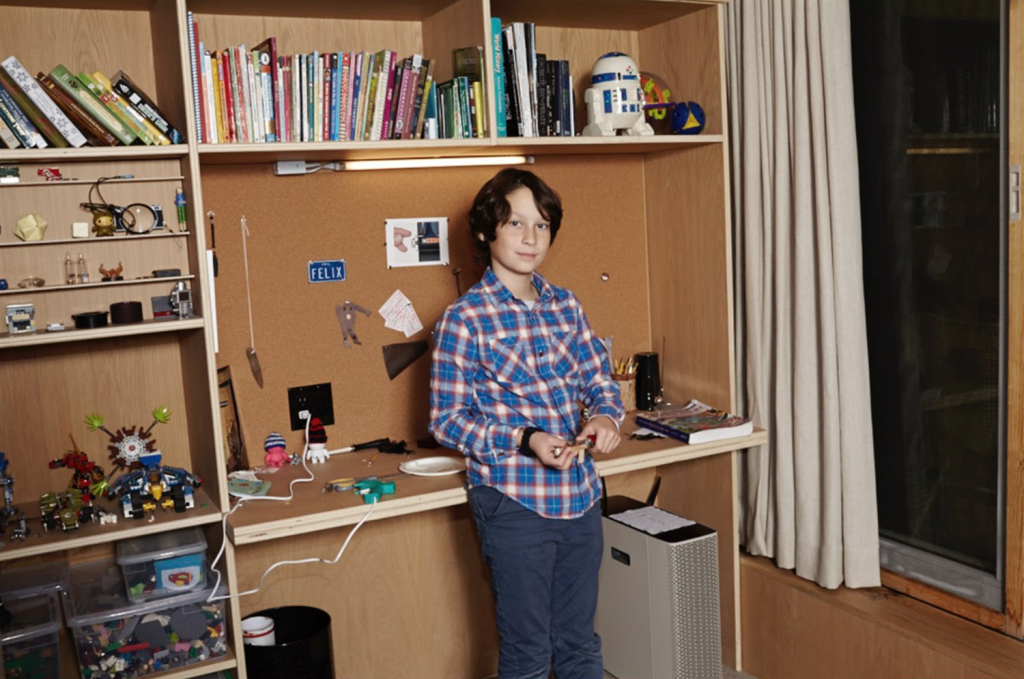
[378,289,423,338]
[611,506,694,535]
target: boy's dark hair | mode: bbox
[468,168,563,265]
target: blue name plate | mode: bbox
[308,259,346,283]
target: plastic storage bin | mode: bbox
[0,559,69,597]
[0,589,62,679]
[64,560,227,679]
[116,526,207,601]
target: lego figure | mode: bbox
[263,432,290,468]
[0,451,15,518]
[49,438,107,503]
[582,52,654,138]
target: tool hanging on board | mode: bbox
[207,210,218,277]
[240,216,263,387]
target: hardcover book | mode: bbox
[111,70,185,144]
[37,73,118,146]
[2,55,86,147]
[635,399,753,445]
[50,64,136,145]
[0,81,44,147]
[0,69,67,147]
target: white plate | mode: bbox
[399,456,466,477]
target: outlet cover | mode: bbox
[288,382,334,431]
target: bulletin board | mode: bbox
[199,155,652,455]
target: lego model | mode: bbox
[582,52,654,138]
[85,406,171,470]
[106,451,202,520]
[0,451,15,519]
[40,489,92,532]
[49,438,108,502]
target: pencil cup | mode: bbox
[613,373,637,412]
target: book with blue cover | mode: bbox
[635,399,752,444]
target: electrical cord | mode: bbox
[206,414,378,603]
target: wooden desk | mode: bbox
[226,427,767,678]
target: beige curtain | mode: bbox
[725,0,880,588]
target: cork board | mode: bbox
[200,155,651,454]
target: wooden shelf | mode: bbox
[0,231,191,248]
[0,274,193,296]
[0,175,185,189]
[0,487,222,562]
[0,317,204,349]
[227,427,766,546]
[0,145,189,164]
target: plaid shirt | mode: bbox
[429,268,624,519]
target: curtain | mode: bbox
[725,0,880,588]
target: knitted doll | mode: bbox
[305,418,329,463]
[263,432,290,468]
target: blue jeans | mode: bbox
[468,485,604,679]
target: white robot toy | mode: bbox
[582,52,654,138]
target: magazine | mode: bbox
[634,399,752,444]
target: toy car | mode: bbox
[107,461,202,520]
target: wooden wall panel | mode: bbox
[199,156,652,456]
[644,144,733,410]
[0,335,193,501]
[741,556,1024,679]
[234,505,498,679]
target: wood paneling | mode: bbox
[881,569,1005,631]
[199,156,652,459]
[234,505,498,679]
[742,556,1024,679]
[1005,0,1024,641]
[422,0,487,85]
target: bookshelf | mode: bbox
[0,1,745,678]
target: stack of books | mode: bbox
[635,399,753,444]
[492,18,574,138]
[0,55,182,149]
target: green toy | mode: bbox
[353,478,395,504]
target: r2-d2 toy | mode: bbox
[582,52,654,138]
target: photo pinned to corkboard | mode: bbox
[218,366,248,471]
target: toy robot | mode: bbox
[582,52,654,138]
[50,438,107,502]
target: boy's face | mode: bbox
[487,186,552,281]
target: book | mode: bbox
[187,11,202,142]
[111,71,185,144]
[0,69,67,147]
[491,17,507,137]
[0,115,19,148]
[254,38,278,142]
[78,71,156,145]
[2,56,86,148]
[634,399,753,445]
[49,64,136,145]
[0,86,38,148]
[37,73,118,146]
[413,57,434,139]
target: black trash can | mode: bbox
[243,606,334,679]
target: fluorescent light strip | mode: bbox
[339,155,534,171]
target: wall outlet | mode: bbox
[288,382,334,431]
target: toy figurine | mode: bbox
[91,211,116,237]
[305,418,329,463]
[85,406,171,470]
[100,261,124,281]
[582,52,654,138]
[49,437,108,502]
[263,432,290,468]
[0,451,15,518]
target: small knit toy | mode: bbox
[306,418,329,463]
[263,432,289,468]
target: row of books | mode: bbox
[494,19,575,138]
[188,15,490,144]
[0,56,184,150]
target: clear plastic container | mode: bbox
[0,559,69,598]
[116,526,207,602]
[64,559,227,679]
[0,589,62,679]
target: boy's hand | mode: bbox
[530,432,576,471]
[579,416,621,454]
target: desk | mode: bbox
[226,427,767,678]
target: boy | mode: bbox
[429,168,624,679]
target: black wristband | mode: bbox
[519,427,541,457]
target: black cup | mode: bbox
[634,352,661,411]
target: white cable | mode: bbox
[207,414,373,603]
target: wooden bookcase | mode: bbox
[0,1,744,678]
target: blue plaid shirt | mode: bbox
[429,268,624,519]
